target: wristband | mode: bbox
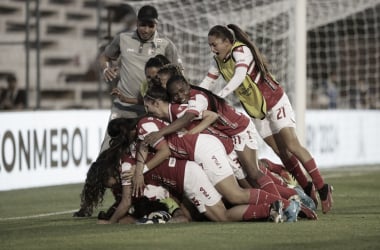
[143,164,149,174]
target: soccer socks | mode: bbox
[242,203,270,220]
[275,185,298,200]
[284,155,308,188]
[259,165,287,187]
[261,158,285,175]
[248,188,282,205]
[256,174,281,197]
[304,158,324,190]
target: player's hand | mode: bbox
[144,131,161,146]
[110,88,127,102]
[132,173,145,197]
[103,66,119,82]
[120,165,135,182]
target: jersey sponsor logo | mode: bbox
[211,155,222,168]
[200,186,211,200]
[191,196,201,207]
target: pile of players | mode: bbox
[74,5,333,224]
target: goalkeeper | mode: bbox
[198,24,333,214]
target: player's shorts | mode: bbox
[183,161,222,213]
[227,150,247,180]
[194,134,234,185]
[253,93,296,138]
[231,119,259,151]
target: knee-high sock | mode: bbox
[260,165,287,187]
[249,188,282,205]
[275,185,298,200]
[256,174,281,197]
[243,204,271,220]
[303,158,324,190]
[284,155,308,188]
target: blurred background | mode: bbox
[0,0,379,111]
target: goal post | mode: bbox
[116,0,379,112]
[295,0,307,144]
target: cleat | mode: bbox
[299,204,318,220]
[294,186,317,211]
[283,199,301,222]
[304,181,319,209]
[73,207,92,217]
[135,217,155,224]
[269,200,284,223]
[319,184,334,214]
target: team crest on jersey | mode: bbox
[148,48,156,55]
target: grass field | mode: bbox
[1,166,380,250]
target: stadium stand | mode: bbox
[0,0,127,109]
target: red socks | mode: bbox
[283,155,308,188]
[256,175,281,197]
[243,204,271,220]
[304,158,324,190]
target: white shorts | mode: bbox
[183,161,222,213]
[253,93,296,138]
[227,150,247,180]
[194,134,234,185]
[231,119,258,151]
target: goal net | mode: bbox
[104,0,380,109]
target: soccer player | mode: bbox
[197,24,333,213]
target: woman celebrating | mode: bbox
[198,24,332,214]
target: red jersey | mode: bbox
[186,88,250,136]
[121,152,186,200]
[137,115,233,160]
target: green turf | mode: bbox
[1,166,380,250]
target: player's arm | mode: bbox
[110,88,140,104]
[134,138,171,197]
[144,112,196,146]
[198,60,220,89]
[217,46,252,98]
[107,184,132,224]
[99,35,120,82]
[187,110,219,134]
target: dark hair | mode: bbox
[157,63,183,77]
[137,5,158,23]
[166,75,224,113]
[144,84,169,102]
[79,150,121,212]
[208,24,270,77]
[145,54,170,71]
[79,117,139,211]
